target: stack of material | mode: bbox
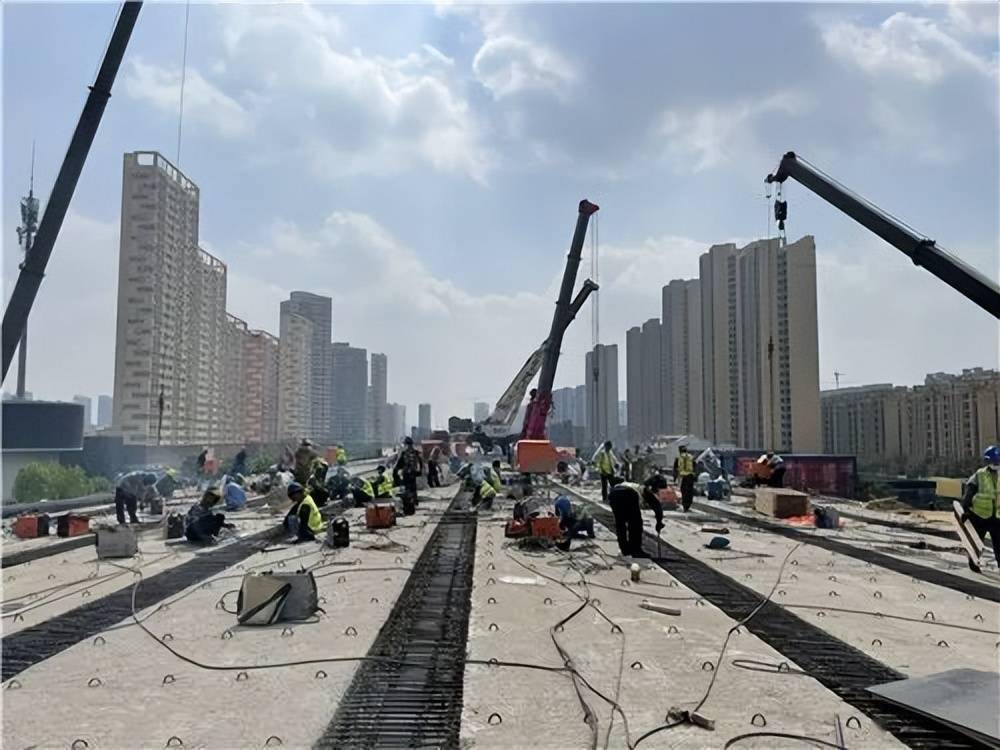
[754,488,810,519]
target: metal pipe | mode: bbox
[1,2,143,382]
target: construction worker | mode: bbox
[230,448,248,477]
[293,439,318,484]
[621,448,634,481]
[607,475,665,558]
[554,494,595,541]
[374,465,394,499]
[115,471,158,525]
[673,445,697,512]
[185,487,234,544]
[350,476,376,507]
[283,482,324,543]
[336,444,348,466]
[487,460,503,493]
[473,477,497,511]
[223,474,247,511]
[960,445,1000,572]
[307,458,330,507]
[759,450,786,487]
[427,445,442,488]
[393,437,424,505]
[592,441,619,502]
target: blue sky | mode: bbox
[3,2,998,425]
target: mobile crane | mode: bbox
[474,200,600,463]
[765,151,999,319]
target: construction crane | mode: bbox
[765,151,1000,319]
[474,200,600,454]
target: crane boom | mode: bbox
[765,151,999,319]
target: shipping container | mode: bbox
[722,451,858,498]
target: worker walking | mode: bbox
[961,446,1000,572]
[393,437,424,506]
[621,449,634,481]
[283,482,324,543]
[607,476,665,558]
[427,446,442,488]
[673,445,696,512]
[293,439,319,484]
[115,471,157,525]
[592,441,619,502]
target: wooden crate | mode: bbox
[754,488,810,519]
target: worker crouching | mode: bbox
[554,495,595,546]
[374,465,394,499]
[284,482,324,543]
[185,487,235,544]
[608,475,666,558]
[351,476,376,507]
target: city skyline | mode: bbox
[3,4,997,421]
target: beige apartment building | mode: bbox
[824,368,1000,472]
[663,278,704,438]
[113,151,229,445]
[244,329,280,444]
[278,313,314,439]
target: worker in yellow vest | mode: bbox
[672,445,697,512]
[350,476,375,507]
[375,465,394,499]
[283,482,324,543]
[960,445,1000,572]
[336,444,348,466]
[591,441,619,502]
[474,478,497,511]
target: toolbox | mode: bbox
[529,516,562,540]
[13,514,50,539]
[504,519,529,538]
[57,514,90,538]
[165,512,185,539]
[96,525,138,559]
[365,502,396,529]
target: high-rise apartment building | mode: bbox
[278,313,314,439]
[73,395,92,433]
[331,343,368,443]
[663,279,704,437]
[823,369,1000,473]
[573,385,587,429]
[626,319,668,442]
[244,329,279,443]
[370,353,388,445]
[387,403,407,443]
[418,403,432,438]
[280,292,332,440]
[585,344,619,445]
[626,326,643,443]
[473,401,490,423]
[113,151,229,445]
[697,236,820,452]
[96,395,113,428]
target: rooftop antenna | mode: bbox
[834,371,845,389]
[14,142,39,399]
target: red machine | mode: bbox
[365,503,396,530]
[13,514,50,539]
[57,514,90,538]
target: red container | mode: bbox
[730,452,857,498]
[530,516,562,540]
[365,503,396,529]
[57,514,90,538]
[13,514,49,539]
[504,519,529,538]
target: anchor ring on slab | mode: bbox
[924,611,935,621]
[937,640,949,648]
[751,714,767,727]
[337,576,346,583]
[319,596,327,605]
[82,590,91,598]
[236,672,249,682]
[12,613,24,622]
[161,633,174,641]
[917,593,926,600]
[828,575,837,582]
[789,574,798,581]
[668,581,679,588]
[488,713,503,726]
[265,737,283,747]
[281,627,294,637]
[966,594,975,601]
[7,680,22,690]
[695,599,706,606]
[816,611,826,617]
[222,630,233,640]
[790,560,799,566]
[487,597,496,604]
[869,577,877,583]
[544,598,553,605]
[554,624,564,633]
[744,574,753,580]
[701,661,715,671]
[166,737,184,747]
[777,662,791,673]
[488,658,499,666]
[610,624,622,634]
[829,591,839,597]
[48,574,56,580]
[71,740,89,750]
[344,626,358,637]
[846,717,862,730]
[315,670,327,679]
[778,590,787,597]
[488,623,499,632]
[370,597,379,604]
[974,613,984,622]
[873,591,883,599]
[488,563,496,571]
[87,678,102,687]
[395,556,404,565]
[667,626,679,634]
[487,578,496,585]
[871,639,883,647]
[162,674,176,685]
[630,661,643,670]
[591,599,601,607]
[620,579,631,587]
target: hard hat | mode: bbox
[376,465,386,472]
[301,439,313,447]
[287,482,305,497]
[985,445,1000,464]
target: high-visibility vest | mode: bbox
[336,448,348,465]
[677,453,695,476]
[298,493,324,534]
[616,482,643,500]
[479,481,497,501]
[377,473,394,497]
[971,467,999,520]
[595,450,615,474]
[356,478,375,498]
[487,468,502,492]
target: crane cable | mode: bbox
[176,0,191,165]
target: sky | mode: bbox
[3,1,998,427]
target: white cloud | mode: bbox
[124,60,252,138]
[657,91,811,172]
[821,12,996,84]
[3,212,119,401]
[473,35,575,99]
[947,1,998,37]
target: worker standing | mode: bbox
[621,449,634,481]
[283,482,324,543]
[673,445,696,512]
[960,446,1000,572]
[293,439,318,484]
[336,444,348,466]
[607,476,665,558]
[115,471,157,525]
[427,445,442,488]
[592,441,619,502]
[230,448,248,477]
[393,437,424,506]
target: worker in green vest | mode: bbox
[960,445,1000,571]
[283,482,324,543]
[672,445,697,512]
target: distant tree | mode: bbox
[12,462,109,503]
[248,454,276,474]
